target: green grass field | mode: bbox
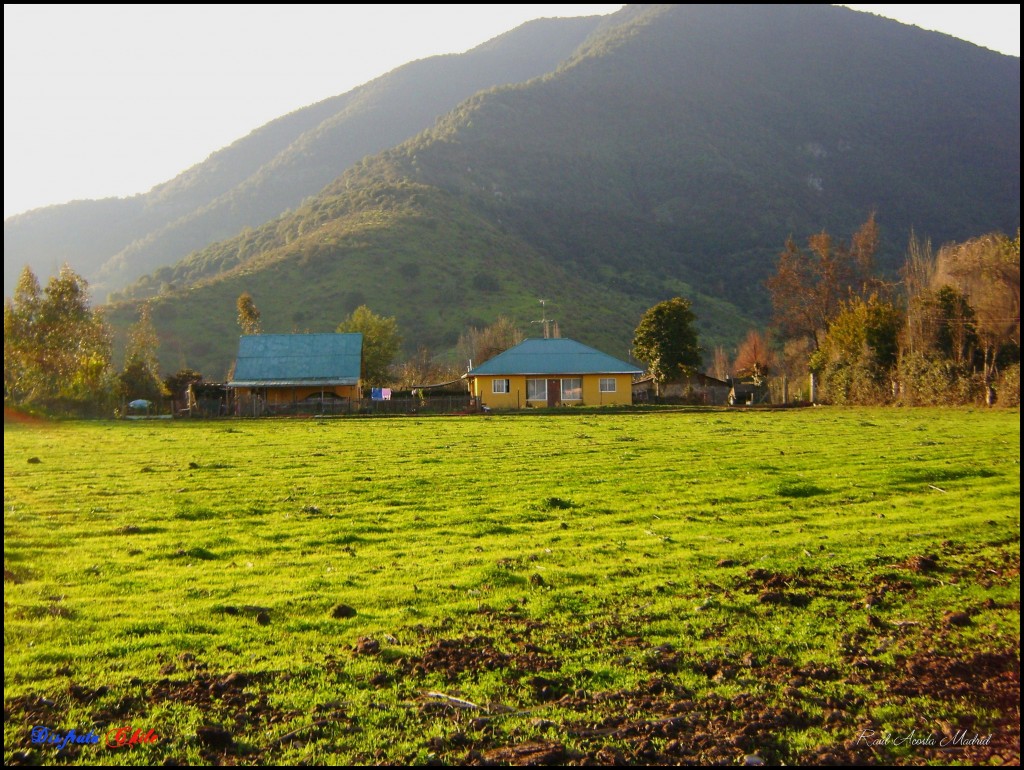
[4,407,1019,765]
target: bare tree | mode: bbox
[733,330,776,385]
[900,230,938,356]
[396,347,460,390]
[457,316,524,370]
[711,346,731,381]
[936,231,1020,379]
[766,215,880,351]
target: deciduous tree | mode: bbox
[936,231,1020,379]
[395,347,460,390]
[810,295,903,404]
[766,214,880,351]
[456,316,524,370]
[733,330,776,385]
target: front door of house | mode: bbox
[547,378,560,407]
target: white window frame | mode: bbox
[599,377,617,393]
[492,378,510,394]
[526,378,546,401]
[561,378,582,401]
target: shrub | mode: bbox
[995,364,1020,408]
[896,351,984,406]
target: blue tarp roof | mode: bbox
[228,333,362,387]
[466,338,642,377]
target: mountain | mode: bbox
[3,15,603,298]
[19,5,1024,378]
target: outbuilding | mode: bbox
[632,372,732,405]
[228,333,362,415]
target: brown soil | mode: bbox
[400,636,561,683]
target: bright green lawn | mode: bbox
[4,407,1019,765]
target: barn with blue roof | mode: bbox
[464,337,642,409]
[228,333,362,412]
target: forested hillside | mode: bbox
[7,5,1018,379]
[104,4,1017,377]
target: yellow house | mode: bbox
[228,333,362,414]
[464,338,642,409]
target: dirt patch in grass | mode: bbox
[6,635,1017,766]
[969,548,1021,587]
[401,636,561,683]
[3,407,47,425]
[899,554,940,573]
[479,740,576,765]
[148,671,294,735]
[737,566,823,607]
[881,650,1021,765]
[4,669,296,765]
[405,632,1019,767]
[457,679,807,765]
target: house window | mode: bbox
[599,377,617,393]
[526,378,546,400]
[492,378,510,394]
[561,378,582,400]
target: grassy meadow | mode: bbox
[4,407,1020,765]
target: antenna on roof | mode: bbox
[531,298,558,339]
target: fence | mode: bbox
[361,395,473,415]
[231,394,474,418]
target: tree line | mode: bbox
[600,215,1018,410]
[763,215,1019,407]
[4,266,113,416]
[5,217,1018,417]
[3,265,185,416]
[3,271,528,415]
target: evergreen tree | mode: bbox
[337,305,401,387]
[3,264,112,413]
[4,266,43,404]
[163,368,204,415]
[632,297,703,384]
[118,303,166,403]
[237,292,262,335]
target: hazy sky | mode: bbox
[4,4,1020,219]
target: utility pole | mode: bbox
[531,299,556,339]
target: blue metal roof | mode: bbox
[467,338,642,376]
[228,333,362,387]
